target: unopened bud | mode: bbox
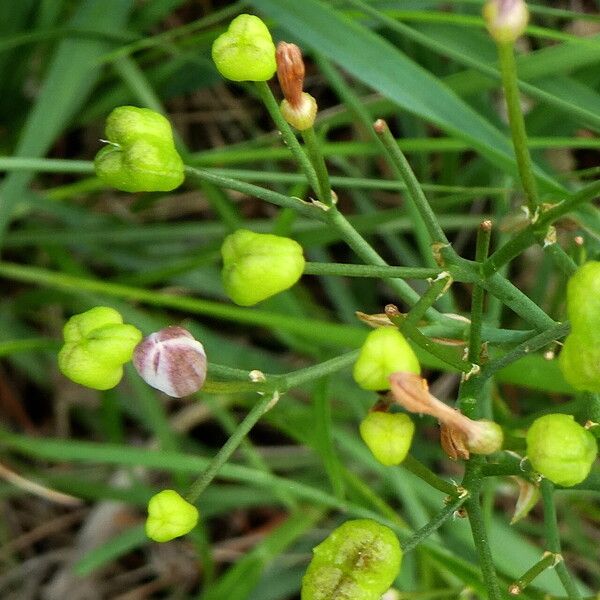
[276,41,317,130]
[483,0,529,43]
[465,419,504,455]
[146,489,199,542]
[133,326,207,398]
[280,93,317,131]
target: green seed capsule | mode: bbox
[353,327,420,391]
[221,229,305,306]
[58,307,142,390]
[302,519,402,600]
[211,14,277,82]
[526,414,597,487]
[359,412,415,466]
[94,106,184,193]
[558,333,600,392]
[146,489,199,543]
[564,261,600,332]
[558,261,600,392]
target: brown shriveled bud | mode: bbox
[440,423,470,461]
[389,373,504,457]
[133,326,207,398]
[276,42,304,108]
[373,119,388,135]
[276,41,317,130]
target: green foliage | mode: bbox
[0,1,599,599]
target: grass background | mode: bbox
[0,0,599,598]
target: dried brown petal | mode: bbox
[440,423,470,460]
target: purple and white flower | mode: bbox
[133,326,207,397]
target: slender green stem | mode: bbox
[540,479,583,599]
[0,261,365,347]
[326,207,431,311]
[316,55,436,269]
[0,338,60,356]
[401,454,458,496]
[509,552,559,595]
[484,179,600,276]
[464,476,503,600]
[0,429,405,535]
[186,392,277,503]
[184,165,324,221]
[480,322,570,379]
[303,262,441,279]
[280,350,359,392]
[402,494,468,553]
[254,81,321,199]
[187,168,508,194]
[545,243,578,277]
[404,274,452,327]
[204,352,360,396]
[373,119,453,249]
[469,221,492,363]
[389,313,473,373]
[480,270,557,330]
[497,42,540,211]
[0,157,95,173]
[302,127,332,205]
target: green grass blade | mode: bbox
[250,0,563,194]
[0,0,134,245]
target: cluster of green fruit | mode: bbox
[54,7,599,598]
